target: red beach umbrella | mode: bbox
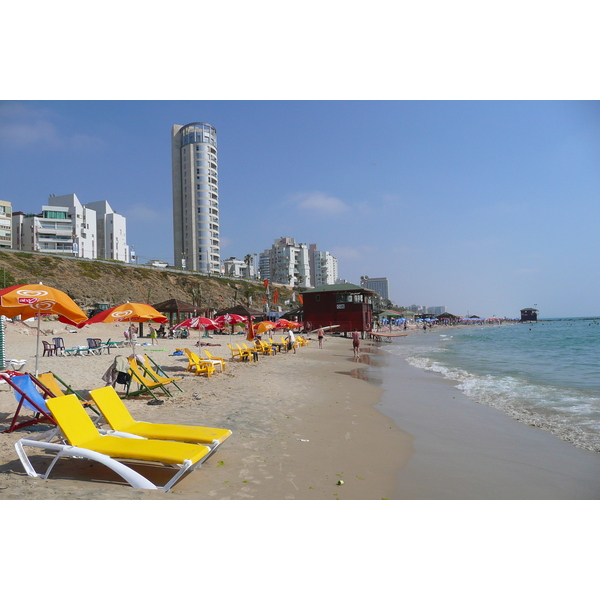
[174,316,220,346]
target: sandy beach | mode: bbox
[1,318,599,501]
[0,319,407,500]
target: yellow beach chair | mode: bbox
[183,349,216,377]
[126,356,175,401]
[203,349,226,372]
[90,386,231,458]
[14,394,210,491]
[140,355,184,392]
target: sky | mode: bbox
[1,100,599,318]
[2,4,599,320]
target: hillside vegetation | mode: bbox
[0,250,293,314]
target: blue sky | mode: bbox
[1,100,599,318]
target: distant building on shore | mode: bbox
[0,200,12,249]
[520,307,539,322]
[360,276,389,300]
[171,122,220,274]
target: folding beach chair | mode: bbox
[125,357,173,402]
[0,373,56,433]
[14,394,211,492]
[36,371,100,416]
[89,386,231,458]
[139,355,184,392]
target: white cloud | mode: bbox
[292,192,350,215]
[0,102,105,150]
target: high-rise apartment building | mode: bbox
[171,122,220,273]
[267,237,311,287]
[85,200,130,262]
[360,276,390,300]
[309,244,338,287]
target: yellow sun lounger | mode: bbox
[14,394,210,491]
[90,386,231,457]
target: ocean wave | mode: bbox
[403,354,600,453]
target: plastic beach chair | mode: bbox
[42,340,57,357]
[202,349,226,372]
[227,343,248,361]
[0,373,56,433]
[89,386,231,458]
[183,349,216,377]
[14,394,210,492]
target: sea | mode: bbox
[376,317,600,452]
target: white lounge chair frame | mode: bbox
[14,429,206,492]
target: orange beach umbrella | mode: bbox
[0,283,88,375]
[84,302,168,325]
[82,302,168,352]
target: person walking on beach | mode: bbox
[351,329,360,358]
[317,327,324,349]
[149,324,158,345]
[286,328,296,354]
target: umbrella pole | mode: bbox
[35,309,41,376]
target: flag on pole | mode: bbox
[299,294,303,305]
[273,289,279,304]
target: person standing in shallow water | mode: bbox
[351,329,360,358]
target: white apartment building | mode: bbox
[84,200,129,262]
[222,257,253,278]
[172,122,220,273]
[0,200,12,249]
[11,194,130,262]
[268,237,311,287]
[308,244,338,287]
[13,194,97,258]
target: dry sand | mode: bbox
[0,319,407,500]
[1,318,599,503]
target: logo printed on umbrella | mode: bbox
[35,300,57,311]
[17,290,49,298]
[17,298,38,304]
[112,310,133,319]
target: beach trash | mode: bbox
[336,480,344,486]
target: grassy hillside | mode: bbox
[0,250,293,314]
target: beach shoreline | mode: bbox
[1,319,599,500]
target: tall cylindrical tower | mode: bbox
[172,122,220,273]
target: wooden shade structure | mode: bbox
[152,299,202,327]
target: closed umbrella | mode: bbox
[0,283,88,375]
